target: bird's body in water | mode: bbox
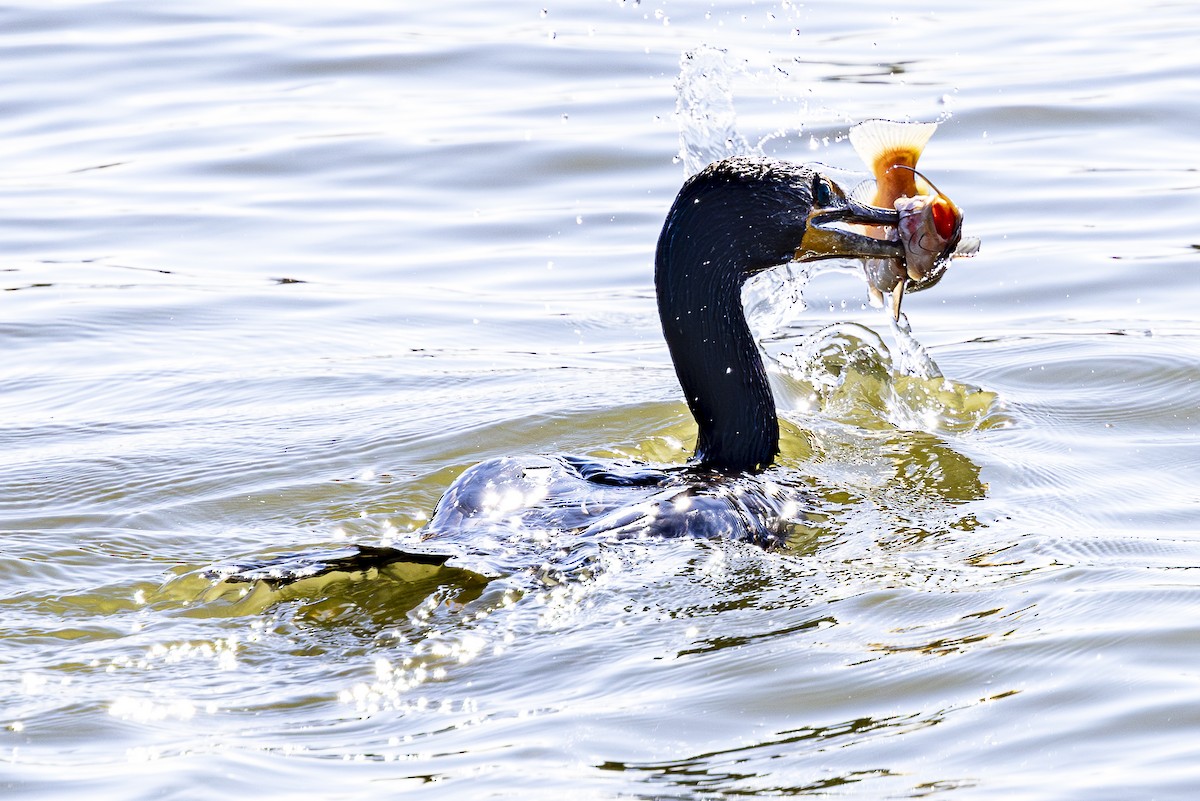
[430,455,804,551]
[214,156,918,585]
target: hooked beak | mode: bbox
[795,195,902,263]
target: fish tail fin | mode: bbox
[849,120,940,202]
[849,119,939,172]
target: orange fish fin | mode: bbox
[849,120,939,202]
[849,119,939,171]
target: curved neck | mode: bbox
[658,261,777,474]
[655,178,785,474]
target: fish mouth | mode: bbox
[795,195,902,263]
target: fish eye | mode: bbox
[931,198,957,239]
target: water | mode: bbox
[2,1,1198,798]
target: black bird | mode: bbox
[213,157,904,586]
[424,157,902,547]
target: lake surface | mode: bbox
[2,1,1198,798]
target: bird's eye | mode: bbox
[813,177,834,207]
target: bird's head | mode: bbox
[795,173,902,263]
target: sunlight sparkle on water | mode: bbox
[109,696,200,723]
[340,638,488,718]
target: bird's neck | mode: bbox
[655,227,778,474]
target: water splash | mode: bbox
[766,323,1003,434]
[675,46,870,337]
[675,46,756,175]
[888,313,942,379]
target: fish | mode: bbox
[848,118,977,320]
[894,171,964,283]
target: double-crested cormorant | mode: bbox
[213,157,908,586]
[419,157,904,548]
